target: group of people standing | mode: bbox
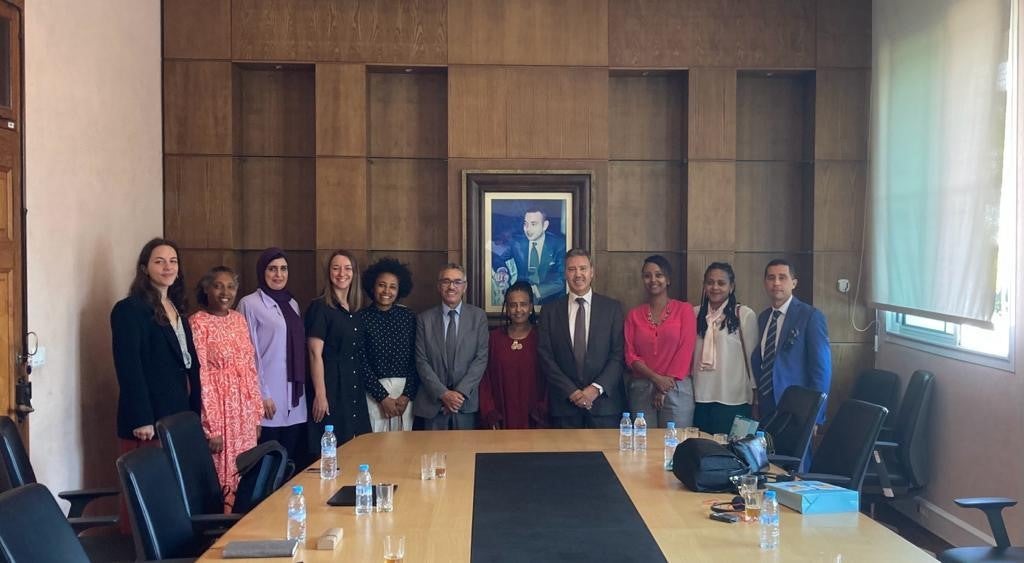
[111,237,832,510]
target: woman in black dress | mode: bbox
[305,250,372,447]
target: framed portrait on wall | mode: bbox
[464,171,592,315]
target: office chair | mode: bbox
[862,370,934,513]
[232,439,288,514]
[0,483,90,563]
[760,385,826,472]
[117,447,232,561]
[938,498,1024,562]
[849,368,901,431]
[797,399,887,491]
[0,416,118,533]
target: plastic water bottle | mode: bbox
[634,412,648,452]
[663,422,679,470]
[355,464,373,515]
[760,490,780,550]
[286,485,306,541]
[756,430,767,452]
[320,424,338,480]
[619,412,634,451]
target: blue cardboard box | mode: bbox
[766,480,859,514]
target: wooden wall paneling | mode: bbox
[505,67,609,160]
[609,73,687,161]
[316,158,368,250]
[316,64,367,157]
[367,251,449,313]
[817,0,872,68]
[735,162,812,252]
[607,162,684,251]
[688,68,737,160]
[685,251,736,305]
[369,158,447,251]
[448,0,607,66]
[814,161,866,252]
[815,69,870,160]
[448,66,509,158]
[812,252,872,343]
[164,61,234,155]
[238,157,317,250]
[238,66,316,157]
[732,0,816,68]
[686,162,736,251]
[232,0,447,64]
[165,156,240,249]
[594,251,686,309]
[608,0,737,68]
[163,0,231,60]
[179,249,243,309]
[368,71,447,158]
[732,251,812,312]
[240,250,318,311]
[315,249,371,297]
[736,73,813,161]
[826,342,875,421]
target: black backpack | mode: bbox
[671,438,748,492]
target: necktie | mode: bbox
[528,242,540,284]
[445,309,458,380]
[573,297,587,378]
[759,310,782,401]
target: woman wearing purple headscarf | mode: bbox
[237,248,308,465]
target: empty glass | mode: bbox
[383,535,405,562]
[420,454,434,480]
[375,483,395,512]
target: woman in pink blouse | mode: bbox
[624,255,697,428]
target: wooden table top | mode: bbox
[199,430,935,562]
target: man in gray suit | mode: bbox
[414,263,490,430]
[538,249,625,428]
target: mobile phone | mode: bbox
[709,512,740,524]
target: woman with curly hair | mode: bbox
[478,281,548,429]
[358,257,419,432]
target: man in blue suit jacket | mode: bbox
[499,208,566,305]
[751,259,832,429]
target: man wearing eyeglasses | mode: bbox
[413,263,490,430]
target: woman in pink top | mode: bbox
[624,255,697,428]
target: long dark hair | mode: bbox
[697,262,740,337]
[502,280,538,328]
[129,238,186,325]
[194,266,237,310]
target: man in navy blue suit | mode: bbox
[498,207,566,305]
[751,259,832,429]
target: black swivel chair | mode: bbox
[232,440,289,514]
[0,416,118,532]
[938,498,1024,562]
[862,370,935,512]
[760,386,826,472]
[0,483,90,563]
[849,368,902,431]
[796,399,887,491]
[117,447,231,561]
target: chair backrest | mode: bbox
[0,483,90,563]
[850,369,902,419]
[0,417,36,491]
[156,411,224,516]
[893,370,935,488]
[810,399,888,491]
[232,440,288,514]
[117,447,203,561]
[761,386,826,459]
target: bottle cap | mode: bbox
[622,412,630,417]
[325,425,335,432]
[292,485,303,494]
[666,422,676,429]
[637,412,645,418]
[359,464,369,471]
[765,490,776,499]
[756,430,765,437]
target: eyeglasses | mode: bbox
[439,279,466,287]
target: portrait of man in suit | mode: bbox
[489,201,569,308]
[537,249,625,429]
[413,263,490,430]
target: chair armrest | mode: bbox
[768,454,802,472]
[68,514,119,534]
[873,440,899,449]
[191,513,242,536]
[955,497,1017,510]
[953,497,1017,548]
[797,473,853,488]
[58,487,120,518]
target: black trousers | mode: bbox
[259,423,309,468]
[550,411,620,429]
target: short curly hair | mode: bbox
[362,257,414,302]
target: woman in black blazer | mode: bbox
[110,238,201,444]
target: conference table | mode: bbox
[199,430,935,562]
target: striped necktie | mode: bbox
[759,310,782,400]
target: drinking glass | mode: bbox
[383,535,405,563]
[743,489,763,522]
[713,433,729,445]
[683,427,700,441]
[433,452,447,479]
[420,454,434,480]
[375,483,395,512]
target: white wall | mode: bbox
[24,0,162,498]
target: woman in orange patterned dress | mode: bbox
[189,266,263,511]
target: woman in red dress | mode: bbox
[479,281,548,429]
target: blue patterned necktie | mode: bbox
[759,310,782,400]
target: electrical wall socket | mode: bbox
[837,279,850,294]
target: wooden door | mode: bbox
[0,0,24,430]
